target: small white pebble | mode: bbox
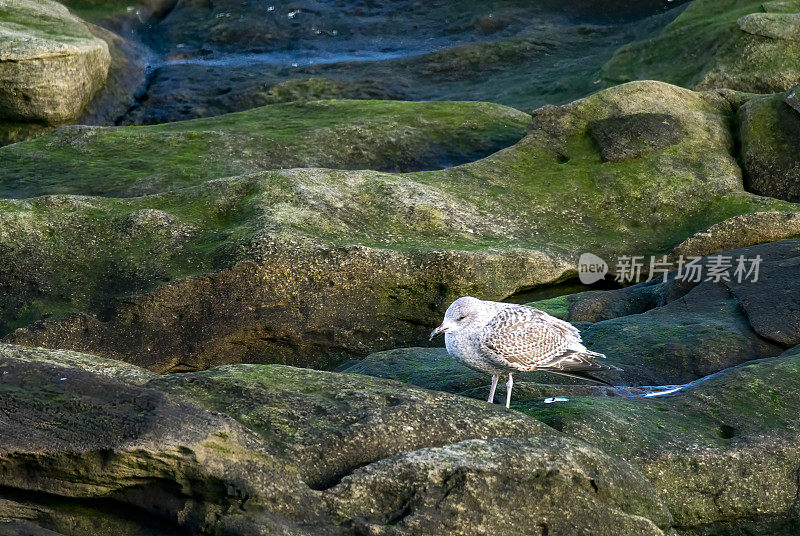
[60,377,67,381]
[267,5,275,10]
[544,397,569,403]
[466,228,474,234]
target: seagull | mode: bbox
[430,296,621,408]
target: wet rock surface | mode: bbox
[101,0,691,124]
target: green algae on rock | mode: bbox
[601,0,800,94]
[3,81,798,371]
[0,99,531,197]
[524,344,800,530]
[146,363,554,490]
[739,91,800,202]
[0,343,675,535]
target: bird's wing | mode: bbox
[479,305,604,372]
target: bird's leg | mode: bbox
[505,373,514,409]
[488,374,498,403]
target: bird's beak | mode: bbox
[429,325,447,340]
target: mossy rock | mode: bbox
[0,99,530,197]
[670,211,800,258]
[523,344,800,529]
[739,91,800,202]
[541,239,800,385]
[588,112,685,162]
[146,362,554,490]
[2,81,797,371]
[601,0,800,94]
[0,0,110,124]
[327,435,673,536]
[0,343,675,535]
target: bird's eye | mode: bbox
[457,315,467,321]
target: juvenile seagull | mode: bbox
[430,296,620,408]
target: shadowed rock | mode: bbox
[589,113,684,161]
[740,92,800,202]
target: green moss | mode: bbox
[525,294,574,320]
[0,84,795,336]
[0,99,529,198]
[0,0,97,44]
[601,0,800,93]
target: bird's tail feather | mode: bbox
[550,370,617,387]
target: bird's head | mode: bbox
[429,296,483,340]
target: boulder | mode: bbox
[1,81,796,371]
[602,0,800,94]
[0,99,531,197]
[527,344,800,530]
[327,436,673,536]
[0,352,324,536]
[739,92,800,202]
[146,363,555,490]
[0,343,674,535]
[670,211,800,258]
[0,0,110,124]
[737,12,800,41]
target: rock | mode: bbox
[0,521,65,536]
[670,211,800,258]
[1,81,796,371]
[579,282,784,385]
[76,23,148,128]
[147,363,555,490]
[0,122,53,147]
[0,495,180,536]
[737,12,800,41]
[112,1,690,124]
[340,347,488,394]
[602,0,800,94]
[0,343,676,535]
[0,342,155,385]
[0,351,325,536]
[588,113,684,161]
[739,92,800,202]
[787,82,800,113]
[526,344,800,530]
[551,239,800,385]
[0,99,530,197]
[0,0,110,124]
[327,436,673,536]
